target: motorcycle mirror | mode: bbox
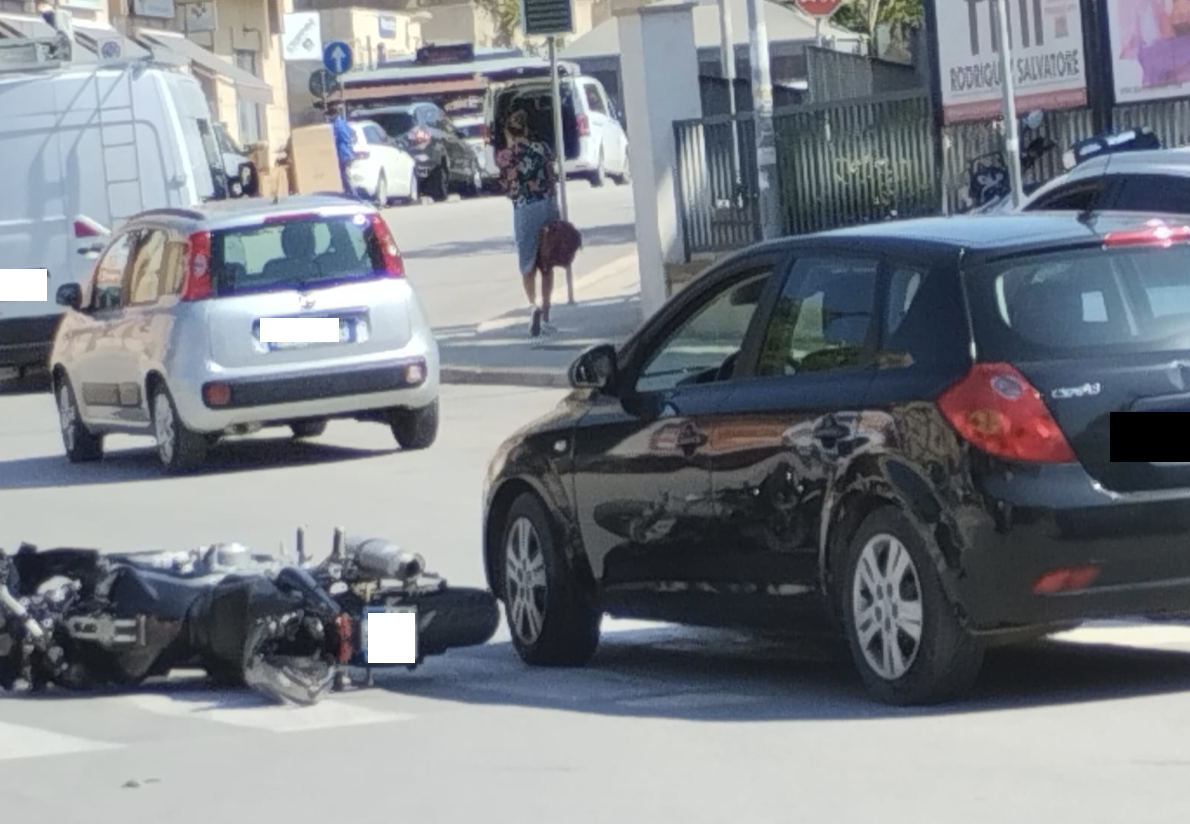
[1023,110,1045,130]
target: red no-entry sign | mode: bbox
[794,0,841,17]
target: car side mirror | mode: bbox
[569,343,618,392]
[56,283,83,311]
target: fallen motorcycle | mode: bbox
[0,529,500,705]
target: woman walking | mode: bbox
[497,109,560,338]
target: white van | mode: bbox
[0,36,222,373]
[485,73,631,187]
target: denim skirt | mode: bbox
[513,197,560,274]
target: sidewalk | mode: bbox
[438,253,643,388]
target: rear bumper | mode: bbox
[0,314,60,369]
[169,334,439,433]
[955,464,1190,632]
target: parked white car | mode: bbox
[486,74,631,187]
[346,120,420,206]
[1017,147,1190,214]
[48,195,440,472]
[453,114,499,185]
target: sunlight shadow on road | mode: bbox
[0,437,394,491]
[364,626,1190,722]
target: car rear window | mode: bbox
[965,243,1190,359]
[210,213,388,297]
[372,112,415,136]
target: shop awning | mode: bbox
[135,29,272,105]
[340,77,487,103]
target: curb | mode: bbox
[441,365,571,389]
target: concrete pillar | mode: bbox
[615,0,701,318]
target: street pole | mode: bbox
[717,0,741,186]
[548,34,574,304]
[994,0,1023,208]
[745,0,782,239]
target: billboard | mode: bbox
[1106,0,1190,104]
[933,0,1088,123]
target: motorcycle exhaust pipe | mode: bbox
[0,587,45,642]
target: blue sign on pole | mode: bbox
[322,40,353,76]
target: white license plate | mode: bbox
[360,605,417,659]
[267,319,353,350]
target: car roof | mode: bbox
[354,104,424,115]
[127,194,375,233]
[1026,147,1190,201]
[718,211,1190,268]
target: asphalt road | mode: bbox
[4,186,1190,820]
[387,182,637,331]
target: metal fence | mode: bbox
[674,79,1190,258]
[1113,98,1190,149]
[674,113,760,258]
[774,90,938,236]
[939,107,1095,214]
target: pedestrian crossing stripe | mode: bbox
[0,721,123,762]
[124,691,415,732]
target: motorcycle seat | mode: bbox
[106,566,216,621]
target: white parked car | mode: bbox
[486,74,631,187]
[1018,146,1190,214]
[453,114,499,186]
[346,120,420,206]
[48,195,440,472]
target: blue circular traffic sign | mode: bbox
[322,40,353,76]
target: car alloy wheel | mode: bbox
[504,515,548,645]
[57,378,102,462]
[59,384,77,454]
[850,533,924,680]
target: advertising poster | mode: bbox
[934,0,1088,123]
[1106,0,1190,104]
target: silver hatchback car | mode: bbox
[49,194,440,471]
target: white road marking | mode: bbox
[124,691,415,732]
[0,721,122,761]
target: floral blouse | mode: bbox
[497,140,557,206]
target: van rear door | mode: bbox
[0,74,72,328]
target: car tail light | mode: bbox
[409,127,431,147]
[1103,223,1190,248]
[576,114,590,136]
[335,614,354,663]
[369,213,404,277]
[179,231,212,301]
[936,362,1076,463]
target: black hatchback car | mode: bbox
[482,211,1190,705]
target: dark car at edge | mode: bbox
[352,102,483,202]
[481,211,1190,705]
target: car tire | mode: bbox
[290,420,327,439]
[614,149,631,186]
[589,149,606,188]
[406,169,420,204]
[500,492,601,666]
[390,398,439,450]
[151,383,207,471]
[839,506,985,705]
[375,172,389,207]
[56,376,103,463]
[463,164,483,198]
[426,163,449,202]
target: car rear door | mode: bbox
[961,231,1190,493]
[202,209,413,371]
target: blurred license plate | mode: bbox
[267,319,353,350]
[360,605,417,660]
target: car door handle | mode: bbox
[676,424,708,450]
